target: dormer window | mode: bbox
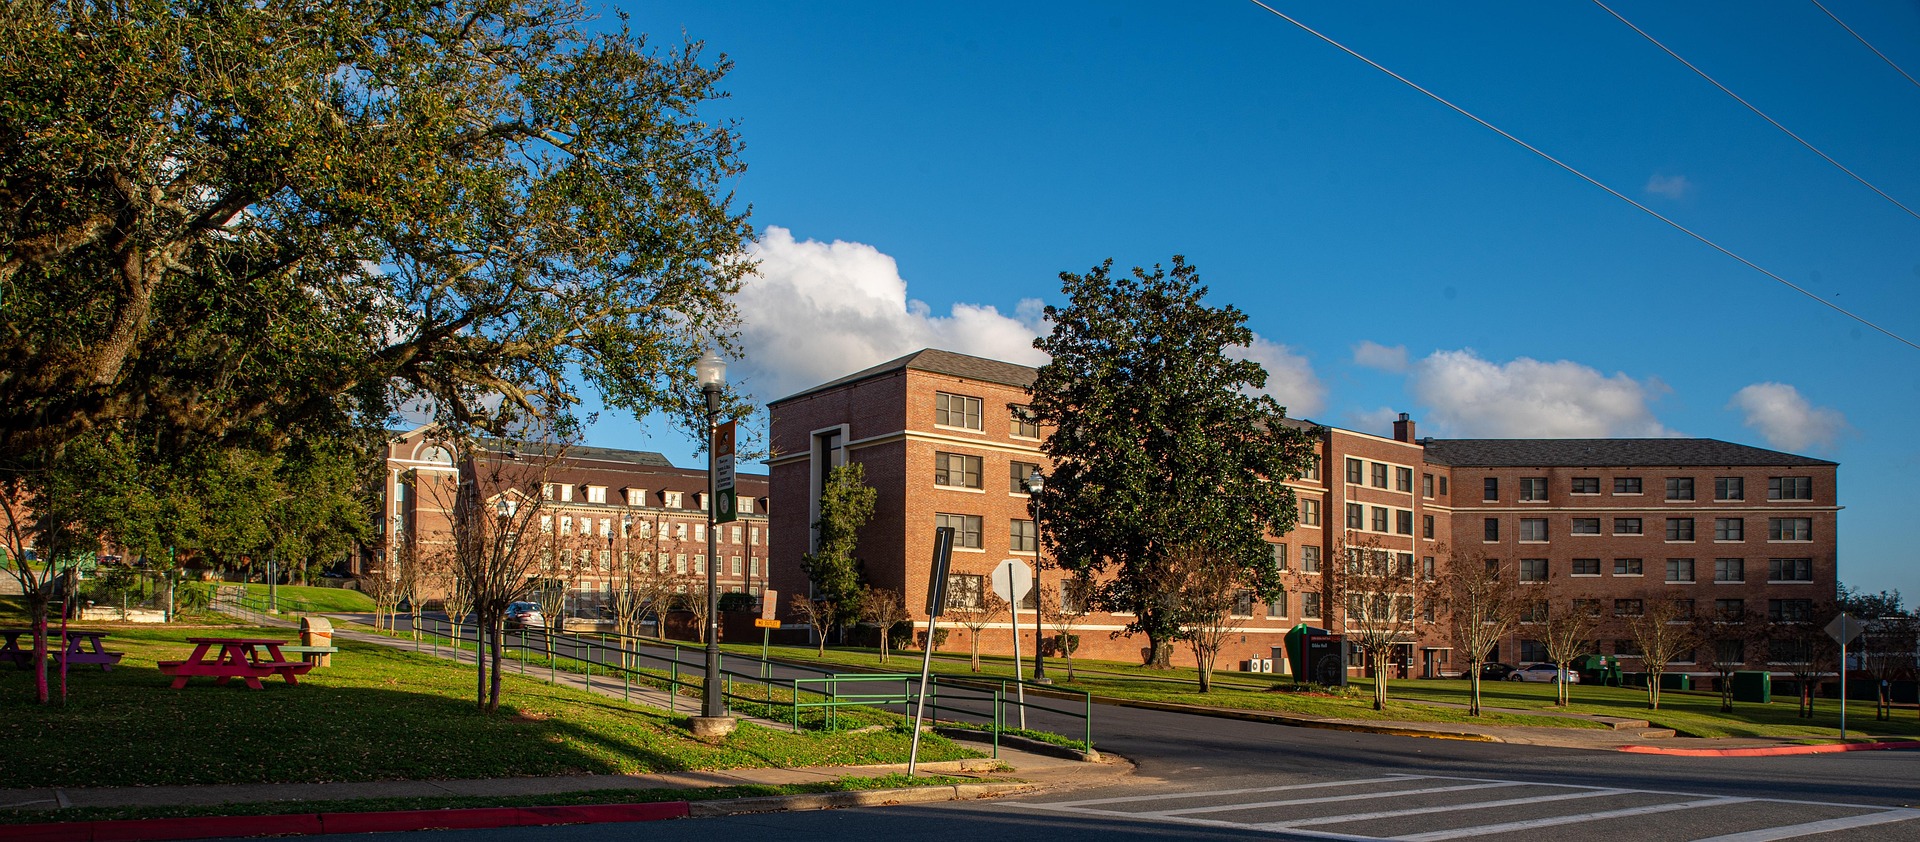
[663,491,683,508]
[585,485,607,504]
[626,488,647,506]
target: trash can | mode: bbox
[1731,670,1771,703]
[300,616,333,667]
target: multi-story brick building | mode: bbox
[769,349,1841,679]
[373,426,771,617]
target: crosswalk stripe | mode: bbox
[1026,775,1420,809]
[1149,782,1516,817]
[1392,797,1752,841]
[1250,788,1631,830]
[1686,808,1920,842]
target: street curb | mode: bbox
[1616,740,1920,757]
[2,783,1039,841]
[1089,696,1502,743]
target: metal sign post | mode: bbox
[757,588,779,679]
[992,558,1035,730]
[1826,612,1865,740]
[909,528,955,776]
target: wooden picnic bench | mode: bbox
[157,637,314,690]
[0,629,125,671]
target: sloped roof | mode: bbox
[1422,438,1835,468]
[772,348,1038,405]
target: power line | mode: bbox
[1593,0,1920,225]
[1810,0,1920,92]
[1242,0,1920,353]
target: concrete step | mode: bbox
[1634,728,1678,739]
[1606,718,1652,730]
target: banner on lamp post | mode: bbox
[715,419,738,523]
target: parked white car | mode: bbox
[1507,663,1580,683]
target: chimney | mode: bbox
[1393,412,1416,443]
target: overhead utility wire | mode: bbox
[1810,0,1920,92]
[1594,0,1920,224]
[1242,0,1920,353]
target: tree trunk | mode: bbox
[474,621,488,711]
[1468,670,1482,716]
[970,637,981,672]
[1144,635,1173,669]
[1196,646,1213,693]
[32,616,49,704]
[488,619,504,711]
[1372,658,1388,711]
[1647,673,1662,710]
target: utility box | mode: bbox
[1731,670,1772,703]
[1285,624,1346,687]
[299,616,334,667]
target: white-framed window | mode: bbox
[936,512,983,548]
[1300,499,1320,527]
[627,488,647,506]
[935,392,983,430]
[1010,519,1038,553]
[664,491,683,508]
[540,515,553,534]
[1011,405,1040,438]
[586,485,607,504]
[1301,545,1322,573]
[934,452,983,488]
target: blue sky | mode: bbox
[581,1,1920,600]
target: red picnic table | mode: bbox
[157,637,314,690]
[0,629,124,671]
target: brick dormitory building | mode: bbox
[767,348,1840,680]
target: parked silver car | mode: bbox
[504,601,545,630]
[1507,662,1579,683]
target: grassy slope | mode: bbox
[0,624,976,788]
[231,583,375,613]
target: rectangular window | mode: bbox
[1615,639,1644,657]
[1396,466,1413,492]
[1714,477,1744,501]
[1571,477,1600,495]
[1268,589,1288,618]
[1519,518,1548,542]
[1483,518,1500,542]
[1769,599,1813,622]
[1574,598,1602,617]
[1714,639,1744,664]
[1439,476,1448,495]
[1483,477,1499,501]
[1396,510,1413,535]
[1371,462,1388,488]
[1666,477,1695,501]
[1422,474,1434,498]
[1371,506,1389,532]
[1520,640,1548,661]
[539,515,553,534]
[1614,517,1643,535]
[1572,518,1600,535]
[1666,558,1695,583]
[945,574,984,610]
[1011,405,1040,438]
[1009,461,1039,494]
[1715,558,1745,582]
[1615,558,1644,576]
[1271,543,1289,570]
[935,513,983,548]
[1301,545,1322,573]
[934,452,983,488]
[1572,558,1600,576]
[1231,590,1255,618]
[739,496,754,514]
[1768,518,1812,541]
[1768,476,1812,500]
[1615,477,1642,495]
[1300,499,1320,526]
[1302,592,1322,619]
[586,485,607,504]
[1421,556,1436,579]
[1422,515,1434,539]
[1666,518,1695,542]
[1714,518,1744,541]
[1010,519,1037,553]
[1346,503,1364,529]
[1521,602,1550,625]
[1714,598,1745,619]
[1520,477,1548,501]
[694,523,706,542]
[675,553,687,574]
[934,392,983,430]
[1520,559,1548,582]
[1769,557,1813,582]
[1060,579,1089,613]
[1346,458,1363,484]
[1300,460,1320,481]
[729,556,741,576]
[1614,599,1645,617]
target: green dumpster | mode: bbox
[1659,673,1692,691]
[1731,670,1771,703]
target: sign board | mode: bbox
[1826,612,1866,645]
[924,527,955,616]
[753,618,781,629]
[991,558,1034,604]
[760,588,779,621]
[714,419,738,523]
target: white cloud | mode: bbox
[1345,406,1402,437]
[1727,382,1847,452]
[1352,340,1409,373]
[734,226,1048,399]
[1644,173,1692,200]
[1408,349,1672,437]
[1232,336,1327,418]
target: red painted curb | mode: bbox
[5,800,693,841]
[1617,740,1920,757]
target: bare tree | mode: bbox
[946,585,1009,672]
[446,438,556,713]
[1437,550,1522,715]
[1769,610,1839,718]
[1693,606,1764,713]
[859,585,910,664]
[1861,615,1917,722]
[1536,584,1601,707]
[1043,573,1093,682]
[1625,596,1702,710]
[1171,543,1251,693]
[360,567,405,632]
[1334,532,1433,711]
[790,594,835,657]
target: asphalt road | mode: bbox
[326,615,1920,841]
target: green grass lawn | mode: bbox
[231,582,375,613]
[1376,677,1920,740]
[0,624,978,789]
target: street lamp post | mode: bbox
[694,351,736,735]
[1025,470,1050,684]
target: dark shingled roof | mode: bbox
[772,348,1038,405]
[1422,438,1835,468]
